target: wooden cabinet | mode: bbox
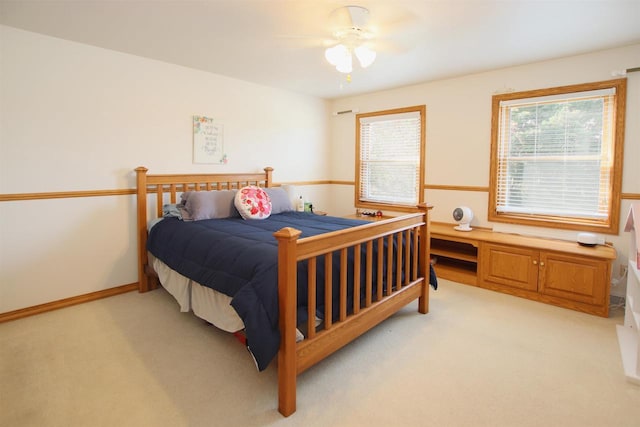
[430,222,616,317]
[480,243,611,316]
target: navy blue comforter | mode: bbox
[147,212,436,371]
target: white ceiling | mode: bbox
[1,0,640,99]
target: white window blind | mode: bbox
[495,89,615,221]
[358,111,421,206]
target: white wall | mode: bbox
[0,26,329,312]
[328,44,640,296]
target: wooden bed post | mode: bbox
[274,226,302,417]
[418,203,433,314]
[264,167,274,188]
[135,167,150,293]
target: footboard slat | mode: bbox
[339,248,348,322]
[324,253,332,331]
[353,244,361,314]
[412,229,419,281]
[396,232,402,290]
[365,241,373,307]
[307,258,317,339]
[376,235,384,301]
[405,230,411,286]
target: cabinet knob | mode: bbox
[533,260,538,265]
[540,261,545,267]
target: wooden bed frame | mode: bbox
[135,166,432,416]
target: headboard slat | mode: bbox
[155,185,163,217]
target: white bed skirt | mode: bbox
[150,254,307,342]
[151,255,244,333]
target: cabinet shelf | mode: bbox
[432,258,477,286]
[430,229,479,286]
[431,245,477,263]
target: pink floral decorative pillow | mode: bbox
[234,186,272,220]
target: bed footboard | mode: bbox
[274,204,432,416]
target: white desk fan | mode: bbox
[452,206,473,231]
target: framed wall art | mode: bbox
[193,115,227,164]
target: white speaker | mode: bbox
[452,206,474,231]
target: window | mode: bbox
[489,79,626,234]
[356,105,425,212]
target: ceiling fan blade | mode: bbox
[373,10,420,34]
[347,5,371,28]
[373,38,411,54]
[329,5,371,31]
[275,33,337,48]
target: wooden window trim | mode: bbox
[355,105,426,212]
[488,79,627,234]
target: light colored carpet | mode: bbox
[1,280,639,427]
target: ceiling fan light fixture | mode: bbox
[324,5,376,75]
[324,44,345,65]
[335,54,353,73]
[354,45,376,68]
[325,44,353,73]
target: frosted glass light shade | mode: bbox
[325,43,376,73]
[354,45,376,68]
[325,44,353,73]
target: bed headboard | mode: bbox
[135,166,274,292]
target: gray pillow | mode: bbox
[183,190,240,221]
[265,187,293,214]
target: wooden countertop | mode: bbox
[431,222,616,260]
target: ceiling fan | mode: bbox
[323,5,377,74]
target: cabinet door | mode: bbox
[479,243,538,293]
[539,252,609,306]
